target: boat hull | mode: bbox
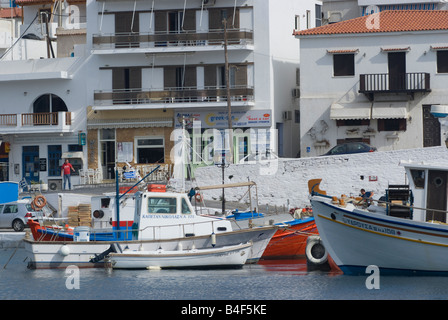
[109,243,252,269]
[24,226,276,269]
[311,196,448,275]
[261,218,318,259]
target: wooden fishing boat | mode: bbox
[25,190,276,268]
[309,161,448,275]
[108,242,252,269]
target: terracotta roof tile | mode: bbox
[15,0,53,5]
[0,7,22,18]
[294,10,448,37]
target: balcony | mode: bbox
[93,86,254,109]
[359,72,431,100]
[0,112,73,134]
[92,29,254,54]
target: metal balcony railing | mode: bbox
[94,86,254,106]
[359,72,431,94]
[92,29,254,50]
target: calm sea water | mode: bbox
[2,248,448,302]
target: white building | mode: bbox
[295,10,448,157]
[0,0,322,188]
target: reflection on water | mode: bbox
[2,249,448,300]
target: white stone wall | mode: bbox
[194,146,448,209]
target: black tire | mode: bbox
[12,219,25,232]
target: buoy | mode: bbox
[59,245,70,256]
[33,195,47,209]
[146,266,162,270]
[211,233,216,247]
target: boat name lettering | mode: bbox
[343,217,396,235]
[142,214,195,219]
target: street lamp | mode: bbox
[214,153,230,215]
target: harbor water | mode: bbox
[2,248,448,302]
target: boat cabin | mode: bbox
[131,191,232,240]
[401,161,448,223]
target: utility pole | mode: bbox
[223,18,233,163]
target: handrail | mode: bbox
[359,72,430,93]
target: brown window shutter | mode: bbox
[183,10,196,31]
[164,67,176,88]
[234,65,247,86]
[155,11,167,32]
[184,66,197,87]
[204,65,217,87]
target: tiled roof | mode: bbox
[0,7,22,18]
[15,0,53,5]
[294,10,448,37]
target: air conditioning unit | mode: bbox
[283,111,292,121]
[292,88,300,98]
[328,11,342,24]
[203,0,216,6]
[48,179,62,191]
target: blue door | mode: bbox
[22,146,39,184]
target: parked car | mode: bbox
[0,199,41,231]
[322,142,377,156]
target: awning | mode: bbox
[371,102,408,119]
[87,118,173,129]
[330,103,372,120]
[62,151,84,160]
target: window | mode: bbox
[306,10,311,29]
[148,197,177,214]
[136,137,165,163]
[181,198,191,214]
[333,54,355,76]
[33,94,68,113]
[3,205,17,214]
[294,15,300,30]
[315,4,322,27]
[336,119,370,127]
[377,119,406,131]
[410,169,425,189]
[437,51,448,73]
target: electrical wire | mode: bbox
[0,12,38,60]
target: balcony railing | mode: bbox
[92,28,253,50]
[94,86,254,106]
[0,112,72,133]
[359,73,431,98]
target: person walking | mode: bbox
[61,159,75,190]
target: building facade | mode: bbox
[0,0,322,187]
[295,10,448,157]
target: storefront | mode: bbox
[174,109,273,164]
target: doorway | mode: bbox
[388,52,406,91]
[426,170,447,223]
[22,146,39,184]
[100,129,115,180]
[423,105,441,147]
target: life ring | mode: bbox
[305,235,328,265]
[33,195,47,209]
[194,193,203,202]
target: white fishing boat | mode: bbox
[24,189,276,268]
[309,161,448,276]
[108,242,252,269]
